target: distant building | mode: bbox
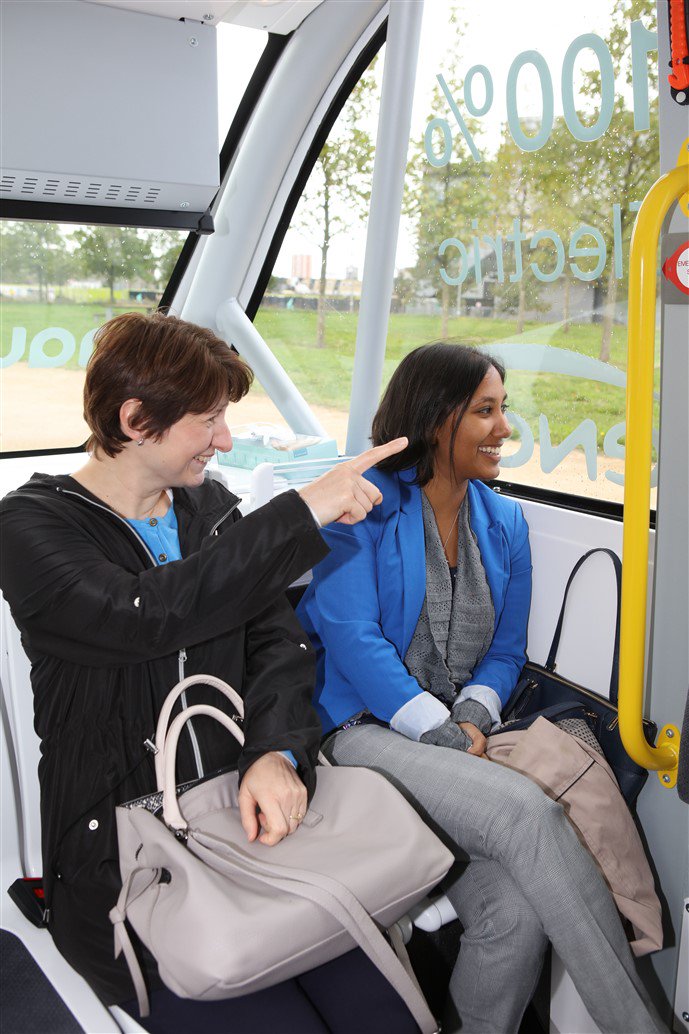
[291,254,312,279]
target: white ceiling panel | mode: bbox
[85,0,323,32]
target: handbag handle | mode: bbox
[154,675,245,789]
[546,548,622,704]
[162,703,245,830]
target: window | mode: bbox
[0,222,188,452]
[252,49,384,452]
[387,0,659,504]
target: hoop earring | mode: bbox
[137,438,145,447]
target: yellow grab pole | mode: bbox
[620,155,688,784]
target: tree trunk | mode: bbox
[517,278,526,335]
[562,276,570,335]
[316,188,330,349]
[441,280,450,338]
[599,273,617,363]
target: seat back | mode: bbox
[1,591,42,877]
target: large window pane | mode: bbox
[253,50,384,451]
[389,0,659,503]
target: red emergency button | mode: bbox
[662,241,689,295]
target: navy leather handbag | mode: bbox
[501,548,656,806]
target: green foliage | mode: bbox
[154,232,187,288]
[1,222,182,302]
[1,222,72,300]
[299,55,379,347]
[71,227,157,303]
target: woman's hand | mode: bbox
[458,722,488,757]
[238,752,308,846]
[298,438,408,527]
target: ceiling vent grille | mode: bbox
[0,175,191,209]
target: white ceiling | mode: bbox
[85,0,323,33]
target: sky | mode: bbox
[214,1,654,279]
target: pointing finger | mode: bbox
[349,437,408,475]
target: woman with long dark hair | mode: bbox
[298,342,662,1034]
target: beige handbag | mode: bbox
[111,676,452,1031]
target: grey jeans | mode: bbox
[323,724,664,1034]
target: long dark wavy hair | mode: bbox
[371,343,505,486]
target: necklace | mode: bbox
[135,490,167,523]
[111,489,166,523]
[441,508,460,555]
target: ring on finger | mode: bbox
[289,812,303,822]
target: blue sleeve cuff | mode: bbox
[390,692,451,741]
[281,750,298,769]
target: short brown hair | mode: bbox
[84,311,253,456]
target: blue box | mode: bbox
[217,424,338,473]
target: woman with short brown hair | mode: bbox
[0,310,410,1032]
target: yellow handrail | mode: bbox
[619,155,688,784]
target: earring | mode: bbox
[137,438,144,447]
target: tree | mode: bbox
[412,153,492,335]
[517,117,588,334]
[299,57,378,347]
[0,221,72,300]
[155,232,186,289]
[72,227,157,303]
[407,6,494,335]
[489,133,549,332]
[578,0,659,360]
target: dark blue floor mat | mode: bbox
[1,928,83,1033]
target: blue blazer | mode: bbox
[298,468,532,734]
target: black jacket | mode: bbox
[0,473,328,1004]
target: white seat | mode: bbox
[1,592,143,1032]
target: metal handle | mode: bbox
[619,153,688,786]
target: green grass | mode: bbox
[1,300,659,451]
[254,308,658,450]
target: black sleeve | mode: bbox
[0,491,328,667]
[239,596,321,798]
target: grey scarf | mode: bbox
[403,492,494,702]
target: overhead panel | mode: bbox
[0,0,219,231]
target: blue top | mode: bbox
[126,504,182,564]
[126,502,297,770]
[297,469,532,737]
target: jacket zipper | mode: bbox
[177,646,205,777]
[177,502,240,776]
[58,487,158,566]
[209,503,239,536]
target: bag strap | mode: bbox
[154,675,245,789]
[109,868,162,1017]
[192,827,440,1033]
[545,548,622,704]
